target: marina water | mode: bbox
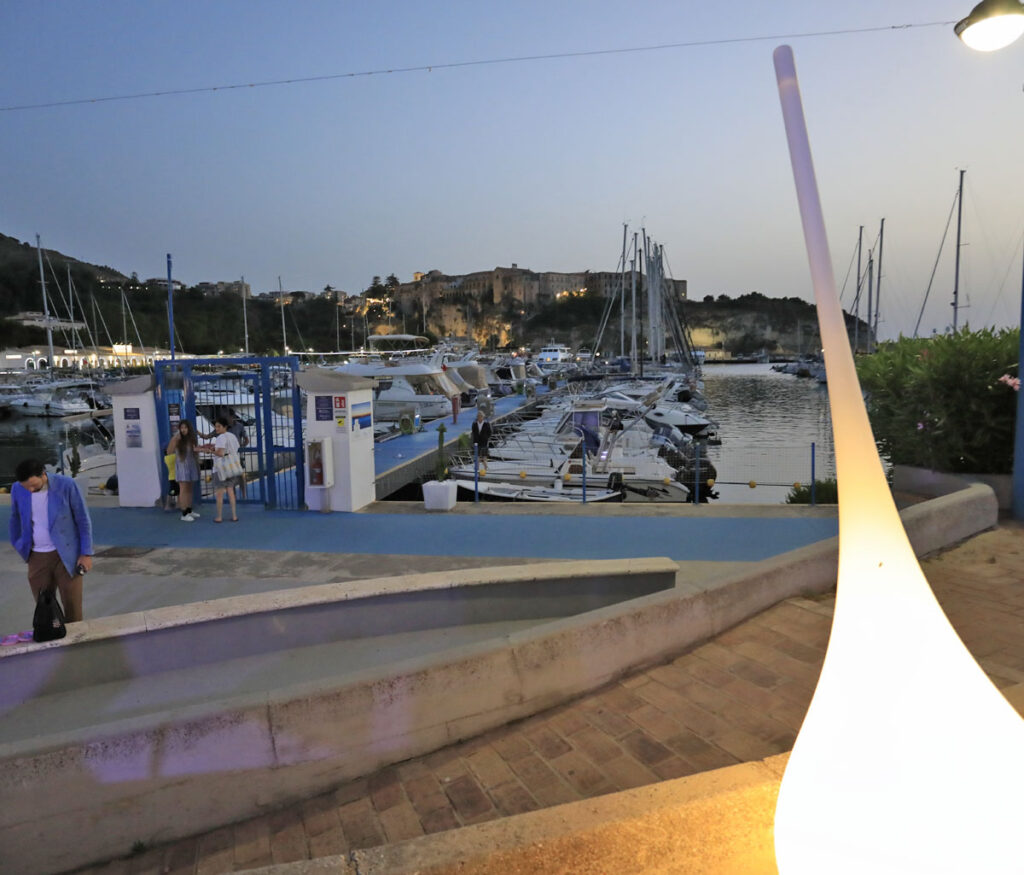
[0,364,835,503]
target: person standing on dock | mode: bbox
[471,410,491,460]
[226,409,249,498]
[166,419,201,522]
[8,458,93,623]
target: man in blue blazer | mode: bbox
[9,458,94,622]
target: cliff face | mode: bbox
[406,291,865,356]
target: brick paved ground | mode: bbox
[76,525,1024,874]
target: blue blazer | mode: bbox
[9,473,94,577]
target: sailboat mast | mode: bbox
[630,233,638,372]
[35,235,55,370]
[166,254,176,361]
[875,218,885,344]
[278,275,288,353]
[953,169,965,331]
[854,226,863,353]
[241,275,250,355]
[866,251,875,354]
[619,223,627,358]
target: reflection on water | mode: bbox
[701,363,835,504]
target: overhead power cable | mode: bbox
[1,21,954,113]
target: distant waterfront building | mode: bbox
[192,280,251,298]
[395,265,686,312]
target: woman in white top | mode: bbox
[208,416,242,522]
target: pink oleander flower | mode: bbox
[998,374,1020,391]
[917,422,925,430]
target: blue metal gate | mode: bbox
[154,356,304,509]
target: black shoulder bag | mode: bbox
[33,587,67,642]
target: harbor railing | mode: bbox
[697,440,836,505]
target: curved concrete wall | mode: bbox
[0,484,997,874]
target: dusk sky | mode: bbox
[2,1,1022,340]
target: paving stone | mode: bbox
[333,777,370,807]
[300,795,341,837]
[232,816,271,866]
[489,731,533,760]
[546,706,591,736]
[599,753,659,790]
[420,806,460,835]
[583,702,637,739]
[378,799,427,843]
[338,800,387,850]
[466,744,517,789]
[650,755,700,781]
[726,654,785,688]
[267,810,308,864]
[367,768,404,813]
[194,827,234,875]
[548,750,617,796]
[619,729,674,766]
[488,780,540,816]
[524,723,573,760]
[162,840,198,875]
[627,703,686,742]
[666,730,739,772]
[403,774,447,816]
[567,724,625,765]
[506,752,578,807]
[307,826,348,858]
[443,773,494,821]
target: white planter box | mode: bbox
[422,479,458,511]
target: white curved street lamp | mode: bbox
[771,45,1024,874]
[955,0,1024,50]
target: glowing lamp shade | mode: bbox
[772,45,1024,873]
[955,0,1024,50]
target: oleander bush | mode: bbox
[855,327,1020,474]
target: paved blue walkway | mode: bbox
[0,505,837,562]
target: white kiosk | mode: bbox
[107,375,163,507]
[297,369,376,512]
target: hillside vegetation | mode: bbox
[0,234,864,356]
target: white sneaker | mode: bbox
[181,513,195,522]
[189,511,201,519]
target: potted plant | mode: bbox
[422,424,458,510]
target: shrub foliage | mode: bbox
[855,328,1019,474]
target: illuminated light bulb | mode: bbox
[955,0,1024,50]
[773,45,1024,874]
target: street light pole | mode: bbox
[954,0,1024,517]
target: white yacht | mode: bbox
[536,344,573,364]
[334,361,459,421]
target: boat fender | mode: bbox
[606,472,624,492]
